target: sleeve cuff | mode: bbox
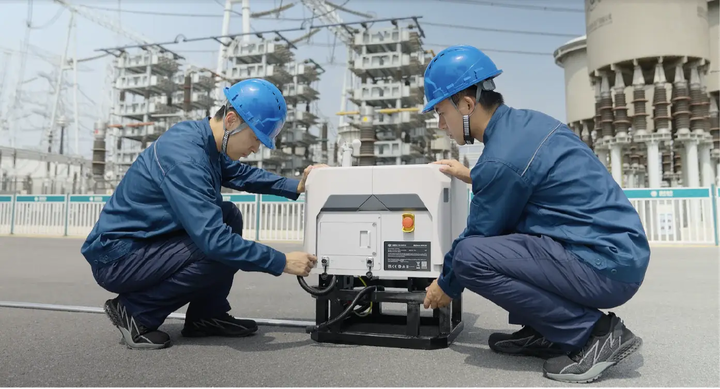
[281,178,301,200]
[268,249,287,276]
[437,274,463,299]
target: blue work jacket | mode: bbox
[438,104,651,299]
[81,118,300,276]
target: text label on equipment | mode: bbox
[384,241,431,271]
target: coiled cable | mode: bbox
[305,284,378,334]
[297,274,338,297]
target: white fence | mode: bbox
[1,187,718,246]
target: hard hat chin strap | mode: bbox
[450,79,496,145]
[220,102,249,155]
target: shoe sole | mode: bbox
[103,301,171,350]
[181,327,258,338]
[489,340,567,359]
[543,335,643,384]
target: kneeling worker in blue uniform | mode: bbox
[421,46,649,383]
[82,78,324,350]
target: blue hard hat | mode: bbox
[223,78,287,149]
[422,45,503,113]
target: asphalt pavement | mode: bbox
[0,236,718,387]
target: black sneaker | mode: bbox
[181,313,259,338]
[488,325,567,359]
[103,297,171,350]
[543,312,642,383]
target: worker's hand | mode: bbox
[283,251,318,277]
[423,279,452,309]
[431,159,471,184]
[297,164,330,193]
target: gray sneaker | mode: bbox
[104,297,171,350]
[542,312,642,383]
[488,325,567,359]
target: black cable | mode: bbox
[306,285,377,333]
[297,274,338,297]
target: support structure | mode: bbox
[709,96,720,185]
[223,34,324,175]
[336,22,448,166]
[309,276,463,350]
[633,59,672,188]
[672,61,701,188]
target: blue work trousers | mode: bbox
[452,234,641,350]
[92,201,244,329]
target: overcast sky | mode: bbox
[0,0,586,159]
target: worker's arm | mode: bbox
[160,160,287,275]
[220,155,301,200]
[437,160,533,298]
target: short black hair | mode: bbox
[450,83,504,111]
[213,104,239,120]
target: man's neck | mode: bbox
[209,118,224,152]
[470,104,499,140]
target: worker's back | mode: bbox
[81,118,220,266]
[476,104,650,284]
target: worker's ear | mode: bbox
[461,95,476,115]
[227,110,241,129]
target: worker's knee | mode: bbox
[452,238,496,287]
[221,201,244,233]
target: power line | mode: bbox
[175,41,553,57]
[94,16,425,53]
[434,0,583,13]
[78,4,227,18]
[425,43,552,56]
[75,3,581,42]
[292,41,552,56]
[421,21,578,38]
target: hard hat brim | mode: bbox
[254,128,276,150]
[223,87,276,150]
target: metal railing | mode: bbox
[1,187,718,245]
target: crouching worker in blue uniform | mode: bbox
[81,79,325,350]
[421,46,649,383]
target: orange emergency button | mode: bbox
[402,213,415,233]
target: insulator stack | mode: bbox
[593,81,602,139]
[671,65,692,134]
[710,96,719,150]
[701,92,711,131]
[623,149,631,169]
[631,64,649,133]
[652,62,671,133]
[581,120,594,149]
[688,66,708,133]
[612,70,630,136]
[673,152,682,175]
[92,121,107,179]
[662,151,672,174]
[321,122,328,153]
[358,124,376,166]
[599,74,615,138]
[699,69,712,132]
[569,122,580,138]
[629,144,640,166]
[639,151,647,169]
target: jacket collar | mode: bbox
[482,104,510,144]
[202,117,221,161]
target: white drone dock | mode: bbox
[297,139,468,349]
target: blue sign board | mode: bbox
[261,194,304,203]
[222,194,256,202]
[15,195,66,203]
[70,195,111,202]
[0,195,12,203]
[623,188,710,199]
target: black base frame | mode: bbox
[309,275,463,350]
